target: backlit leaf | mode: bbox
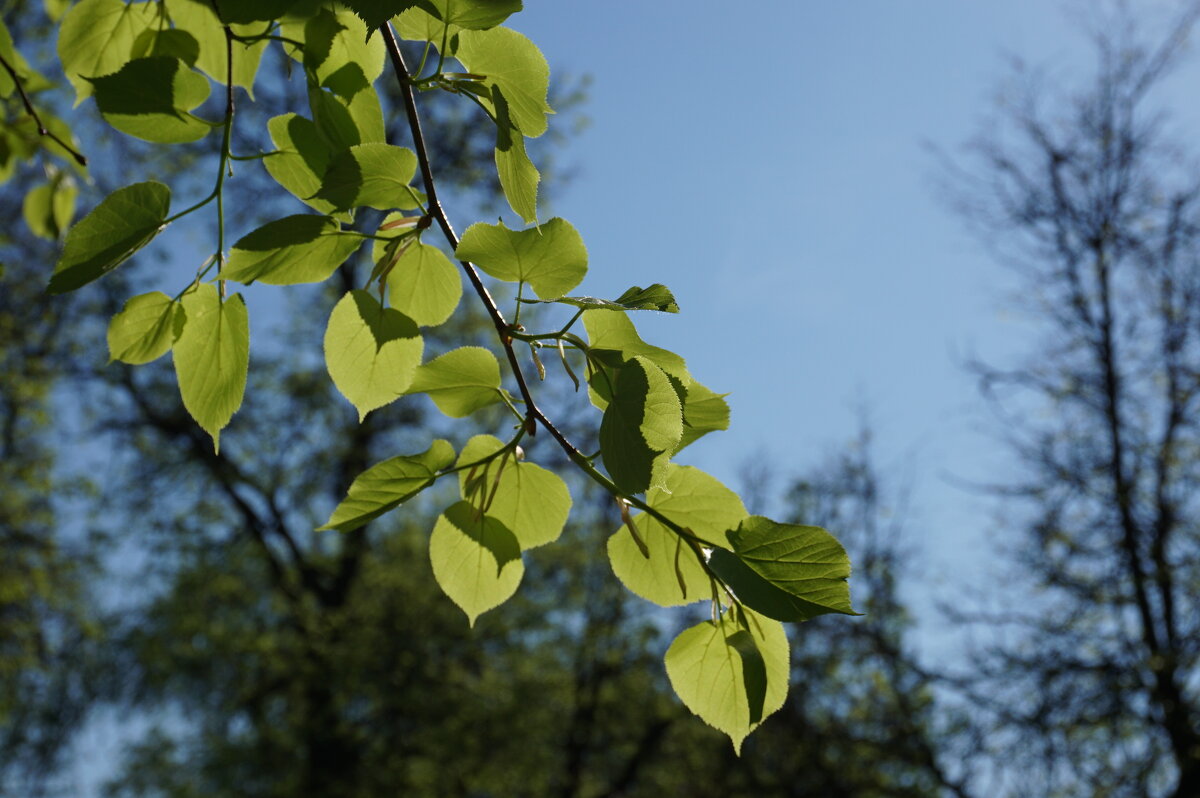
[49,181,170,294]
[58,0,159,104]
[324,290,423,420]
[430,500,523,626]
[88,56,214,143]
[320,439,455,532]
[371,231,462,326]
[107,291,185,365]
[316,143,424,211]
[221,215,361,285]
[599,355,682,495]
[408,346,501,417]
[664,609,789,753]
[455,217,586,299]
[456,435,571,549]
[173,284,249,452]
[456,26,551,137]
[263,113,346,218]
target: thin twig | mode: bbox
[0,50,87,166]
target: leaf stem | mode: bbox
[0,50,87,166]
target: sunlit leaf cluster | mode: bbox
[7,0,859,748]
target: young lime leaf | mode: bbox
[88,57,214,143]
[456,26,551,137]
[712,516,857,620]
[425,0,520,30]
[130,27,200,66]
[664,609,789,754]
[608,465,748,606]
[521,283,679,314]
[309,84,385,150]
[263,114,346,218]
[408,346,502,417]
[429,500,524,627]
[221,215,361,285]
[57,0,159,104]
[173,284,249,453]
[340,0,429,31]
[107,291,185,365]
[370,229,462,326]
[583,311,690,385]
[493,86,539,223]
[455,217,586,299]
[288,5,384,85]
[48,181,170,294]
[319,439,456,532]
[677,380,730,452]
[324,290,423,421]
[168,0,269,97]
[316,143,425,212]
[599,356,682,496]
[22,177,77,240]
[395,5,457,45]
[456,435,571,549]
[210,0,299,24]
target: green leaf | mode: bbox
[456,26,551,137]
[48,181,170,294]
[210,0,299,23]
[429,500,524,626]
[130,27,200,65]
[711,516,857,621]
[57,0,159,104]
[456,435,571,549]
[23,178,77,240]
[324,290,423,420]
[607,465,748,606]
[583,311,690,385]
[341,0,428,31]
[408,346,502,417]
[309,84,386,150]
[521,283,679,314]
[455,217,586,299]
[319,439,455,532]
[107,291,185,365]
[395,6,456,45]
[677,380,730,451]
[599,355,682,495]
[44,0,71,22]
[168,0,269,96]
[173,284,249,452]
[493,87,538,223]
[425,0,520,29]
[664,609,789,753]
[316,143,424,212]
[370,232,462,326]
[221,215,362,285]
[263,114,346,218]
[289,6,385,85]
[88,56,214,143]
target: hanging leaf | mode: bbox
[608,465,748,606]
[370,230,462,326]
[456,26,552,137]
[456,435,571,549]
[172,284,249,452]
[88,56,214,143]
[429,500,524,626]
[263,113,346,218]
[316,143,425,212]
[408,346,502,417]
[492,84,538,223]
[320,439,455,532]
[221,215,361,285]
[677,380,730,451]
[57,0,159,104]
[324,290,423,420]
[107,291,186,365]
[168,0,269,97]
[599,356,682,495]
[583,311,690,386]
[709,516,857,622]
[664,609,789,753]
[455,217,586,299]
[48,181,170,294]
